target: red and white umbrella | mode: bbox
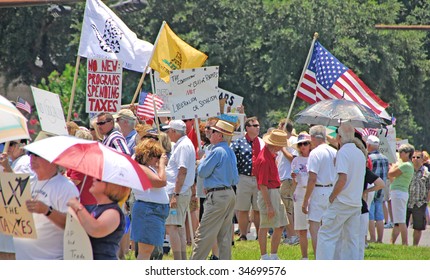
[24,135,151,191]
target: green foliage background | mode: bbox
[1,0,430,148]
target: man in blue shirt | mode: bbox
[191,120,239,260]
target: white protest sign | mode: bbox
[0,172,36,239]
[153,71,172,114]
[396,139,409,150]
[169,66,220,120]
[86,58,122,113]
[31,86,68,135]
[218,88,244,113]
[378,125,397,163]
[64,210,93,260]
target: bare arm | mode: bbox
[329,173,347,203]
[259,184,274,220]
[26,199,67,229]
[302,172,317,214]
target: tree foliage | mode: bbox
[1,0,430,148]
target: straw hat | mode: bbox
[292,133,311,150]
[263,129,288,147]
[211,120,235,136]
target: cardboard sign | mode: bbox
[63,209,93,260]
[31,86,68,135]
[86,58,122,113]
[378,125,397,163]
[153,71,172,114]
[0,173,37,239]
[169,66,220,120]
[218,88,244,113]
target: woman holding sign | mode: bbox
[67,179,130,260]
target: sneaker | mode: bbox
[289,236,300,245]
[384,222,394,229]
[208,254,219,260]
[234,229,240,235]
[260,254,271,260]
[237,235,247,241]
[270,254,280,260]
[301,257,309,260]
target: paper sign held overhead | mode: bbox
[169,66,220,120]
[31,86,68,136]
[86,58,123,113]
[218,88,244,114]
[153,71,172,114]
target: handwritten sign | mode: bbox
[86,58,122,113]
[218,88,244,113]
[153,71,172,114]
[169,66,220,120]
[0,173,36,239]
[63,209,93,260]
[31,86,68,135]
[378,125,397,163]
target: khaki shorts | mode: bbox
[235,175,259,211]
[166,189,191,227]
[257,189,288,229]
[279,179,294,216]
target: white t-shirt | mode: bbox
[13,173,79,260]
[308,143,337,185]
[291,156,309,188]
[165,136,196,194]
[277,136,298,180]
[335,143,366,207]
[133,166,169,204]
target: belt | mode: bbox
[206,186,231,193]
[315,184,333,188]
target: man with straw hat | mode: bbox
[254,129,289,260]
[191,120,239,260]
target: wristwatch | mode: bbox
[173,192,180,196]
[45,206,53,217]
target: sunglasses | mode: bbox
[96,119,113,126]
[205,126,212,129]
[247,124,260,128]
[412,156,422,159]
[298,142,310,147]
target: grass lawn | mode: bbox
[126,239,430,260]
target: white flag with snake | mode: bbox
[78,0,153,73]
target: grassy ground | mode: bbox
[126,239,430,260]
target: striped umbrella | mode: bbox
[0,95,29,143]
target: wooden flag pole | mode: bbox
[67,55,81,122]
[286,32,319,121]
[149,70,161,137]
[130,21,167,106]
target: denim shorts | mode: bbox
[369,200,384,221]
[131,200,169,247]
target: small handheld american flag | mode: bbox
[16,96,31,114]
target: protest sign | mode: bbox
[378,125,397,163]
[169,66,220,120]
[64,210,93,260]
[153,71,172,114]
[0,173,36,239]
[86,58,122,113]
[218,88,244,114]
[31,86,68,135]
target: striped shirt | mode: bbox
[102,129,131,155]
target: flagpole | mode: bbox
[130,21,167,105]
[67,55,81,122]
[286,32,319,121]
[149,70,161,136]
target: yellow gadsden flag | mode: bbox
[150,22,208,82]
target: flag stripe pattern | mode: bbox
[16,96,31,114]
[137,91,164,120]
[297,41,388,117]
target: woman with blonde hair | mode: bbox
[131,139,169,259]
[67,179,130,260]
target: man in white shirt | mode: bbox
[165,120,196,260]
[302,125,337,256]
[316,122,366,260]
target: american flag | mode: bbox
[137,91,164,120]
[296,41,389,118]
[16,96,31,114]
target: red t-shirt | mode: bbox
[66,169,97,205]
[254,146,281,190]
[187,126,199,158]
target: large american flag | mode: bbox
[16,96,31,114]
[296,41,389,118]
[137,91,164,120]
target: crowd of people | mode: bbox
[1,105,430,260]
